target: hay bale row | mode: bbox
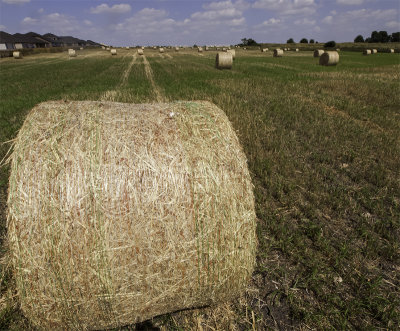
[273,49,283,57]
[13,51,23,59]
[216,52,233,69]
[314,49,324,57]
[319,51,339,66]
[7,100,257,330]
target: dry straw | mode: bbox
[13,51,23,59]
[227,49,236,59]
[273,49,283,57]
[319,51,339,66]
[363,49,371,55]
[389,49,394,53]
[7,100,257,330]
[159,47,164,53]
[261,48,268,52]
[175,47,179,51]
[372,49,377,54]
[215,52,233,69]
[68,49,77,57]
[137,49,143,55]
[111,49,117,55]
[314,49,324,57]
[198,47,203,52]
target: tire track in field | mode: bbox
[142,55,165,102]
[100,53,137,101]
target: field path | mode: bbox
[100,53,137,101]
[142,55,165,102]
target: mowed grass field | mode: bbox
[0,47,399,330]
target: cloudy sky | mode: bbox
[0,0,399,46]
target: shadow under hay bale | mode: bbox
[319,51,339,66]
[215,52,233,69]
[7,100,257,330]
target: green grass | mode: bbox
[1,48,399,330]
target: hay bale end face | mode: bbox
[137,49,144,55]
[111,49,117,55]
[314,49,324,57]
[227,49,236,59]
[262,48,268,52]
[68,49,76,57]
[7,100,256,330]
[198,47,203,52]
[159,47,164,53]
[13,51,23,59]
[372,49,378,54]
[273,49,283,57]
[216,52,233,69]
[319,51,339,66]
[363,49,371,55]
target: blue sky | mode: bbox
[0,0,399,46]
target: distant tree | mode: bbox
[391,32,400,42]
[370,31,380,42]
[309,39,315,44]
[324,40,336,48]
[241,38,259,46]
[287,38,295,43]
[369,30,390,43]
[300,38,308,43]
[365,37,371,43]
[354,35,364,43]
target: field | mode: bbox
[0,47,399,330]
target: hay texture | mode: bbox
[319,51,339,66]
[314,50,324,57]
[261,48,268,52]
[175,47,179,51]
[227,49,236,59]
[294,48,299,52]
[159,48,164,53]
[68,49,77,57]
[111,49,117,55]
[273,49,283,57]
[7,100,257,330]
[198,47,203,52]
[137,49,144,55]
[389,49,394,53]
[13,51,23,59]
[372,49,378,54]
[215,52,233,69]
[363,49,371,55]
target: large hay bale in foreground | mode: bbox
[13,51,23,59]
[314,49,324,57]
[7,100,256,330]
[227,49,236,59]
[215,52,233,69]
[273,49,283,57]
[319,51,339,66]
[363,49,371,55]
[68,49,76,57]
[137,49,143,55]
[111,49,117,55]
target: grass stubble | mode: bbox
[1,47,399,330]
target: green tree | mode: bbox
[324,40,336,48]
[300,38,308,43]
[287,38,294,43]
[241,38,258,46]
[391,32,400,42]
[309,39,315,43]
[354,35,364,43]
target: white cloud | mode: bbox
[38,8,44,13]
[386,20,400,29]
[294,18,316,25]
[90,3,131,14]
[253,0,316,16]
[2,0,30,4]
[336,0,364,5]
[321,15,333,24]
[258,18,281,27]
[22,17,38,24]
[84,20,92,26]
[0,24,6,30]
[203,0,250,11]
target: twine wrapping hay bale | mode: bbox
[273,49,283,57]
[68,49,77,57]
[363,49,371,55]
[227,49,236,59]
[7,100,257,330]
[13,51,23,59]
[314,49,324,57]
[111,49,117,55]
[159,47,164,53]
[137,49,144,55]
[215,52,233,69]
[319,51,339,66]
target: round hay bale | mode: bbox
[126,47,130,49]
[110,49,117,55]
[261,48,268,52]
[198,47,203,52]
[13,51,23,59]
[389,49,394,53]
[222,47,227,51]
[68,49,77,57]
[216,52,233,69]
[102,46,106,50]
[314,49,324,57]
[319,51,339,66]
[159,47,164,53]
[7,100,257,330]
[294,48,299,52]
[372,49,377,54]
[273,49,283,57]
[141,46,145,50]
[227,49,236,59]
[175,47,179,51]
[137,49,144,55]
[363,49,371,55]
[106,47,110,51]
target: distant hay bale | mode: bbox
[110,49,117,55]
[227,49,236,59]
[126,47,130,49]
[106,47,110,51]
[137,49,143,55]
[142,46,145,50]
[153,46,157,49]
[80,47,83,50]
[319,51,339,66]
[102,46,105,50]
[287,48,291,51]
[222,47,227,51]
[205,46,209,51]
[7,100,257,330]
[363,49,371,55]
[336,48,340,52]
[372,49,377,54]
[13,51,23,59]
[175,47,179,51]
[198,47,203,52]
[273,49,283,57]
[216,52,233,69]
[294,48,299,52]
[68,49,76,57]
[389,49,394,53]
[314,49,324,57]
[159,48,164,53]
[261,48,268,52]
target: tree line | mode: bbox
[354,31,399,43]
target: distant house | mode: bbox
[58,36,86,47]
[86,40,101,47]
[0,31,15,50]
[43,33,63,47]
